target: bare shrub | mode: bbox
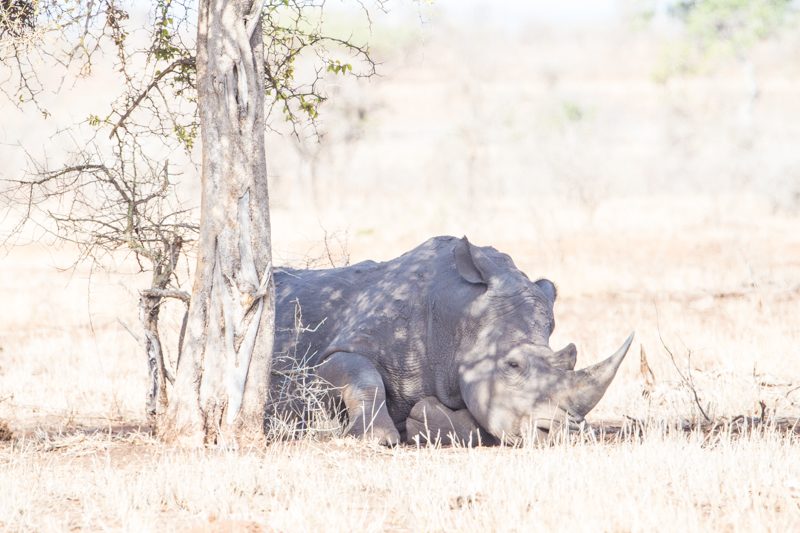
[265,298,344,442]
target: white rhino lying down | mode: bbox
[269,236,633,445]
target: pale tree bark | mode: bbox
[161,0,274,447]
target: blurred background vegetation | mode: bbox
[3,0,799,259]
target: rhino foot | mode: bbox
[347,419,401,446]
[404,396,496,446]
[317,352,401,447]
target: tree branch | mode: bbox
[141,288,191,302]
[108,57,195,139]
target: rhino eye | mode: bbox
[502,358,526,380]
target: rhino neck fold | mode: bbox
[425,297,468,410]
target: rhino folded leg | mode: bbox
[405,396,497,446]
[317,352,400,446]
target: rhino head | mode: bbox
[451,237,633,442]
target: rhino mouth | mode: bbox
[512,411,586,443]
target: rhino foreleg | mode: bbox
[317,352,401,446]
[405,396,497,446]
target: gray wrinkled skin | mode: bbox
[270,235,632,445]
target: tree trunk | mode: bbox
[142,292,168,423]
[161,0,274,447]
[142,237,186,427]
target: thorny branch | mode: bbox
[108,57,195,140]
[655,308,713,423]
[262,0,379,136]
[1,0,382,298]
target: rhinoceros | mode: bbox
[269,235,633,445]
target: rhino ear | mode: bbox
[454,236,489,285]
[534,278,557,302]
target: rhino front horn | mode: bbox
[562,332,635,418]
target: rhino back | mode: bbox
[272,236,472,422]
[273,259,383,364]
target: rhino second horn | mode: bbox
[563,332,635,418]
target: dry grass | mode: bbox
[3,9,800,532]
[1,425,799,532]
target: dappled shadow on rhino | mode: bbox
[267,236,633,446]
